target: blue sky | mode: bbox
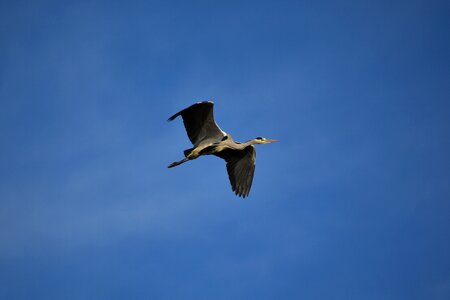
[1,0,449,299]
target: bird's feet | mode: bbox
[167,158,189,168]
[168,161,181,168]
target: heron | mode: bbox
[167,101,278,198]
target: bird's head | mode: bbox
[254,137,279,144]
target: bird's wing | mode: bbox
[214,146,256,198]
[168,101,226,146]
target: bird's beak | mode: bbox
[265,139,279,143]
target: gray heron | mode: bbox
[167,101,278,198]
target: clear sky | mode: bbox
[1,0,449,299]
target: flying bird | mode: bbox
[167,101,278,197]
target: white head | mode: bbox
[253,137,279,144]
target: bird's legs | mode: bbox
[167,157,189,168]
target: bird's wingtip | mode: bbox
[167,112,180,122]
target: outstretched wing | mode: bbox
[214,146,256,198]
[168,101,226,146]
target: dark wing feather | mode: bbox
[168,101,225,146]
[214,146,256,198]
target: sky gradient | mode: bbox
[1,0,450,299]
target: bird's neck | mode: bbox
[242,139,259,147]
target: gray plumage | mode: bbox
[167,101,277,198]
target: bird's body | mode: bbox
[167,101,277,197]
